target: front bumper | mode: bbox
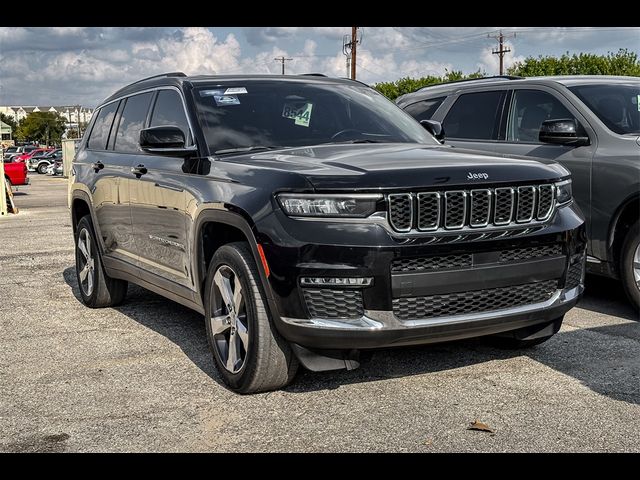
[278,284,582,349]
[256,202,586,350]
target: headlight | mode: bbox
[277,193,381,218]
[555,179,572,206]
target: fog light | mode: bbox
[300,277,373,287]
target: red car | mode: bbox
[13,148,54,163]
[4,161,29,189]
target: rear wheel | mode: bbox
[75,215,127,308]
[204,242,298,394]
[620,220,640,311]
[5,176,12,192]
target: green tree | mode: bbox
[507,48,640,77]
[0,113,18,132]
[373,70,484,101]
[15,112,67,145]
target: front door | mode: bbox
[488,88,595,246]
[129,89,193,291]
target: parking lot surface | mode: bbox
[1,175,638,452]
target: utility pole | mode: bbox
[489,31,515,75]
[342,27,362,80]
[274,56,292,75]
[350,26,358,80]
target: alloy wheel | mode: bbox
[77,228,95,296]
[210,265,249,373]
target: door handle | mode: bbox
[92,161,104,173]
[131,164,148,178]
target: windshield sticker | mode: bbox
[282,102,313,127]
[199,89,241,106]
[214,95,240,106]
[224,87,248,95]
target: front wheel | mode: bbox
[204,242,298,394]
[620,220,640,311]
[37,163,48,174]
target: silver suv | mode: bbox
[397,75,640,310]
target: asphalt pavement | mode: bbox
[1,175,638,452]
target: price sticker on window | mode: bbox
[282,102,313,127]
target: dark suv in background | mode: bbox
[397,75,640,310]
[70,73,585,393]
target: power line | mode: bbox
[274,56,292,75]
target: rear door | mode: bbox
[437,89,509,151]
[86,100,139,265]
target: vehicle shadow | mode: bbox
[579,274,638,321]
[63,267,639,403]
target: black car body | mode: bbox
[397,75,640,310]
[70,73,586,393]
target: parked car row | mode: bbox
[27,148,63,174]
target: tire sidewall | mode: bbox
[621,221,640,310]
[75,217,100,306]
[38,163,48,174]
[204,247,262,391]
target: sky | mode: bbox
[0,26,638,107]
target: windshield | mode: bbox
[569,83,640,135]
[192,80,439,154]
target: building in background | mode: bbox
[0,105,94,126]
[0,120,12,141]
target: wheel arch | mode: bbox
[609,192,640,274]
[193,208,276,315]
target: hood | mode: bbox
[221,143,569,191]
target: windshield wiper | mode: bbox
[214,145,283,155]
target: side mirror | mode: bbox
[139,126,197,157]
[539,119,590,147]
[420,119,445,143]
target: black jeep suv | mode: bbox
[70,73,586,393]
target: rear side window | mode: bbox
[150,89,191,142]
[443,91,506,140]
[113,92,154,153]
[87,102,119,150]
[403,97,445,122]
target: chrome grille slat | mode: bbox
[470,189,491,227]
[516,186,536,223]
[388,193,413,232]
[387,184,557,233]
[444,191,467,229]
[494,188,515,225]
[537,184,554,220]
[417,192,440,231]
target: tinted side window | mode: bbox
[443,91,506,140]
[507,89,577,143]
[113,92,154,153]
[87,102,119,150]
[149,89,191,142]
[403,97,446,122]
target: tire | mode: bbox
[620,220,640,311]
[37,163,48,174]
[204,242,298,394]
[5,176,12,192]
[489,316,564,349]
[74,215,127,308]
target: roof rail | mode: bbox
[301,73,328,77]
[128,72,187,87]
[417,75,523,92]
